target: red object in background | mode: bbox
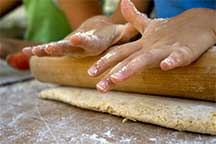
[6,52,30,70]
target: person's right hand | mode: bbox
[88,0,216,93]
[23,16,138,58]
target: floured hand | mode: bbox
[23,16,138,58]
[88,0,216,92]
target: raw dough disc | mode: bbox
[39,87,216,135]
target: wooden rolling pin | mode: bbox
[30,46,216,101]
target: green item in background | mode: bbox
[23,0,71,43]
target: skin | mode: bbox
[23,16,137,58]
[111,0,153,24]
[88,0,216,93]
[1,0,103,54]
[56,0,103,29]
[0,0,21,17]
[0,38,40,59]
[21,0,216,93]
[0,0,104,67]
[22,0,152,58]
[0,38,40,70]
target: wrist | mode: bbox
[209,9,216,44]
[211,9,216,35]
[91,15,113,24]
[192,8,216,44]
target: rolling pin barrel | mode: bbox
[30,46,216,101]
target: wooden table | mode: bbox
[0,60,216,144]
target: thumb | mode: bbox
[115,23,139,44]
[121,0,150,32]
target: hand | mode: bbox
[88,0,216,92]
[23,16,138,58]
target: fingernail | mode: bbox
[32,47,47,56]
[32,47,39,55]
[44,46,51,54]
[161,57,177,71]
[44,45,56,55]
[163,57,175,66]
[96,80,110,93]
[88,66,98,76]
[22,47,32,56]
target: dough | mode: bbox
[40,87,216,135]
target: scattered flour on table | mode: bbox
[81,133,112,144]
[103,129,114,138]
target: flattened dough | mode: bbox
[40,87,216,135]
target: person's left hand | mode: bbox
[88,0,216,93]
[23,16,138,58]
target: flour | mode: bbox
[103,129,114,138]
[81,133,112,144]
[73,31,99,43]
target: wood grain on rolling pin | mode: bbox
[30,46,216,101]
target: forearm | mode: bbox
[203,8,216,45]
[111,0,153,24]
[57,0,102,29]
[211,9,216,44]
[0,38,40,59]
[0,0,22,17]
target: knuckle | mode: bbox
[141,51,154,60]
[109,61,126,74]
[99,57,108,64]
[107,47,125,58]
[175,47,194,65]
[127,51,153,68]
[96,56,110,68]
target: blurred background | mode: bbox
[0,0,120,40]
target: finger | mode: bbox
[96,57,133,93]
[110,48,171,84]
[121,0,150,32]
[160,46,195,71]
[70,31,100,51]
[44,40,84,57]
[22,47,33,56]
[117,23,139,43]
[23,40,84,57]
[88,40,141,77]
[23,44,49,57]
[96,47,170,92]
[96,78,115,93]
